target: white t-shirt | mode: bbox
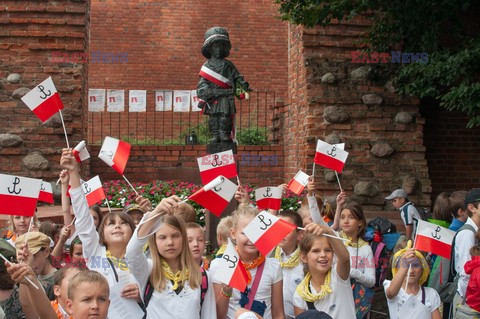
[277,249,305,319]
[383,280,441,319]
[210,257,283,319]
[293,267,355,318]
[346,244,376,288]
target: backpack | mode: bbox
[143,267,209,308]
[427,223,476,303]
[367,217,396,235]
[416,206,430,221]
[370,241,389,287]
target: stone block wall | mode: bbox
[284,21,432,212]
[0,0,88,181]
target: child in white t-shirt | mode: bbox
[384,241,441,319]
[210,206,284,319]
[274,210,305,319]
[293,224,355,318]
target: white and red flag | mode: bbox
[314,139,349,173]
[197,150,237,185]
[414,219,456,259]
[21,77,64,123]
[0,174,42,217]
[73,140,90,162]
[243,210,297,256]
[81,176,106,207]
[255,187,282,211]
[213,238,249,291]
[287,170,309,195]
[98,136,131,175]
[38,181,54,204]
[188,175,237,217]
[199,65,232,89]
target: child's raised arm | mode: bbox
[59,169,74,226]
[385,248,415,299]
[6,261,57,319]
[304,223,350,280]
[331,190,346,231]
[306,176,327,226]
[60,148,100,260]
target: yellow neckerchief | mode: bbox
[295,271,333,302]
[161,260,189,290]
[236,249,265,285]
[105,250,129,271]
[339,232,367,248]
[274,246,300,268]
[216,244,227,257]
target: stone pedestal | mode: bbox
[206,141,237,154]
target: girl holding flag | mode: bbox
[125,196,216,318]
[59,148,144,318]
[384,242,441,319]
[210,206,284,319]
[293,223,355,318]
[338,202,375,318]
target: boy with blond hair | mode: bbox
[215,215,233,258]
[65,270,110,319]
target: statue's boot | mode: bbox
[219,116,233,142]
[209,116,221,142]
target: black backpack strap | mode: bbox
[200,267,208,307]
[421,286,425,305]
[306,301,316,310]
[143,280,154,308]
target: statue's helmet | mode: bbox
[201,27,231,59]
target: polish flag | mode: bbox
[414,220,456,259]
[213,238,249,292]
[73,140,90,162]
[243,211,297,256]
[38,181,54,204]
[197,150,237,185]
[98,136,131,175]
[21,77,64,123]
[287,170,309,195]
[255,187,282,210]
[0,174,42,217]
[188,175,237,217]
[81,176,106,207]
[314,139,349,173]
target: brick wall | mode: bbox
[89,145,284,187]
[284,21,432,217]
[422,104,480,199]
[87,0,288,142]
[0,0,88,180]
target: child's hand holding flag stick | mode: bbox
[0,253,39,289]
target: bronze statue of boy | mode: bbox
[197,27,250,144]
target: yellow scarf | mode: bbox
[216,244,227,257]
[106,250,129,271]
[274,246,300,268]
[161,260,189,290]
[295,271,332,302]
[339,232,367,248]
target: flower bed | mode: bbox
[102,180,303,226]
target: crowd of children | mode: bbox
[1,148,480,319]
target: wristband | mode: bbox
[220,287,232,298]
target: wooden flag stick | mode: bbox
[104,199,112,214]
[58,109,70,149]
[122,175,139,196]
[297,228,349,242]
[334,171,343,192]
